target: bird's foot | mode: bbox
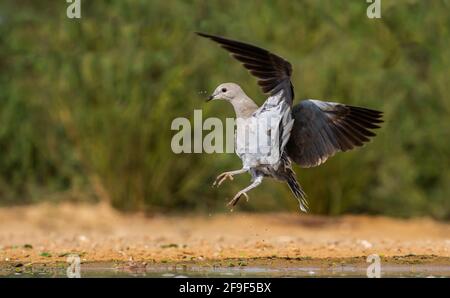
[227,191,249,207]
[213,172,234,187]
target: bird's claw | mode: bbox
[227,192,249,207]
[213,172,234,187]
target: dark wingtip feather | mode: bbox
[195,32,210,39]
[196,32,293,97]
[328,105,384,151]
[348,105,383,116]
[338,105,383,147]
[196,32,214,38]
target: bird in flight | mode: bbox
[197,32,383,212]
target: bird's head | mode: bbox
[207,82,243,102]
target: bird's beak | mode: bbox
[206,94,215,102]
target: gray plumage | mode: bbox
[198,32,383,212]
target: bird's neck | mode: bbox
[230,95,259,119]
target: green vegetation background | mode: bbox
[1,1,449,219]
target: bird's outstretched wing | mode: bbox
[286,100,383,168]
[196,32,294,103]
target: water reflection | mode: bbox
[3,263,450,278]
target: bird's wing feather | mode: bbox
[196,32,294,104]
[286,100,383,168]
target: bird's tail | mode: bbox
[286,173,309,213]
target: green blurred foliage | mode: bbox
[0,0,449,218]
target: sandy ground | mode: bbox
[0,203,449,269]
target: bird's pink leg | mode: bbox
[213,168,247,187]
[227,176,263,207]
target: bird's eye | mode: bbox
[221,88,227,93]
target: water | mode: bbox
[3,263,450,278]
